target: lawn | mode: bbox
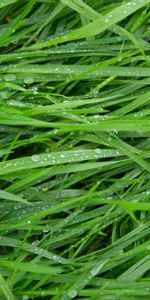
[0,0,150,299]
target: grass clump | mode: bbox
[0,0,150,299]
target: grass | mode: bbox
[0,0,150,299]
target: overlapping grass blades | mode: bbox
[0,1,150,299]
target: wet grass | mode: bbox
[0,1,150,299]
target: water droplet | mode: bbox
[32,86,38,94]
[74,153,78,157]
[24,77,34,84]
[22,295,29,300]
[93,114,100,118]
[94,148,101,154]
[31,155,40,162]
[104,17,110,24]
[4,74,16,81]
[43,229,48,233]
[68,289,77,299]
